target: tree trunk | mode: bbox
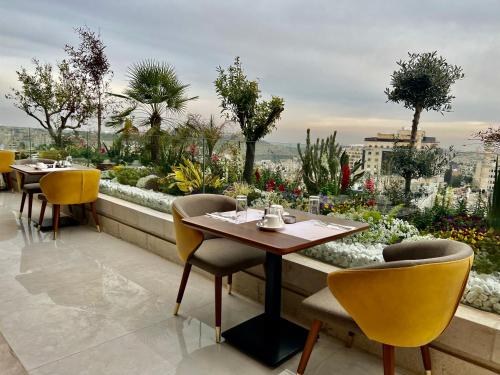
[243,141,256,183]
[410,105,422,148]
[150,116,161,162]
[97,94,102,151]
[404,174,412,201]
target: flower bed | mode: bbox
[99,180,176,213]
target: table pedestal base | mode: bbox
[222,313,308,367]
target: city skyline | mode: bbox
[1,1,499,149]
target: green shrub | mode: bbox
[113,166,152,186]
[136,175,160,190]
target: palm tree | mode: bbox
[108,60,198,161]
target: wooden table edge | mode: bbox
[182,217,369,255]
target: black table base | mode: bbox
[222,252,308,367]
[222,313,308,367]
[32,216,79,231]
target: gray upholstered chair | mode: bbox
[16,159,55,222]
[172,194,266,343]
[297,240,473,375]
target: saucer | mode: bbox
[256,221,284,231]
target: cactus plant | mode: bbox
[297,129,364,195]
[488,157,500,232]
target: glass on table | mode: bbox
[235,195,248,223]
[308,195,320,215]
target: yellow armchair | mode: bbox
[297,239,473,375]
[39,169,101,239]
[0,150,15,191]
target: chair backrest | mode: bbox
[0,150,15,173]
[172,194,236,262]
[327,239,473,347]
[40,169,101,205]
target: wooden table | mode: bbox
[183,209,369,367]
[10,164,91,230]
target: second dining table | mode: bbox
[182,208,369,367]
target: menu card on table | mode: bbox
[206,208,264,224]
[280,220,355,241]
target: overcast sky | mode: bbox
[1,0,499,149]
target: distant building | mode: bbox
[473,152,498,192]
[343,144,364,170]
[363,129,439,175]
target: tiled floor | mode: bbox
[0,191,414,374]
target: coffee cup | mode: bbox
[262,214,281,228]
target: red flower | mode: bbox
[293,187,302,196]
[265,179,276,192]
[278,183,285,192]
[188,144,197,156]
[341,164,350,192]
[255,168,261,183]
[364,178,375,194]
[211,154,220,162]
[367,198,376,207]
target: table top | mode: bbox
[10,164,92,175]
[182,209,369,255]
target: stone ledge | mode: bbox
[92,193,500,375]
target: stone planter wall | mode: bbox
[89,193,500,375]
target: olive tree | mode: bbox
[385,52,464,148]
[7,59,94,147]
[215,57,284,183]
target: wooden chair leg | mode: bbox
[38,200,47,231]
[383,344,395,375]
[227,273,233,295]
[297,319,323,375]
[90,201,100,232]
[215,275,222,343]
[52,204,60,240]
[28,193,33,222]
[19,192,27,218]
[420,345,432,374]
[174,263,192,316]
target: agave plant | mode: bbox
[169,159,222,194]
[107,60,198,161]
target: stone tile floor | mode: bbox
[0,191,414,374]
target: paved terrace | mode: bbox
[0,191,413,374]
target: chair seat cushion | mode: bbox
[189,238,266,276]
[22,183,42,193]
[302,287,359,331]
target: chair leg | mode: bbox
[19,192,27,218]
[420,345,432,374]
[52,204,60,240]
[227,273,233,295]
[90,202,100,232]
[383,344,395,375]
[174,263,192,316]
[297,319,323,375]
[28,193,33,222]
[38,200,47,231]
[215,275,222,343]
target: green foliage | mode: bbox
[7,59,95,147]
[168,159,223,194]
[38,149,68,161]
[390,145,453,198]
[297,129,363,195]
[385,51,464,114]
[113,166,152,186]
[136,175,160,190]
[488,158,500,232]
[108,60,198,161]
[214,57,284,183]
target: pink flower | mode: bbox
[265,179,276,192]
[364,178,375,194]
